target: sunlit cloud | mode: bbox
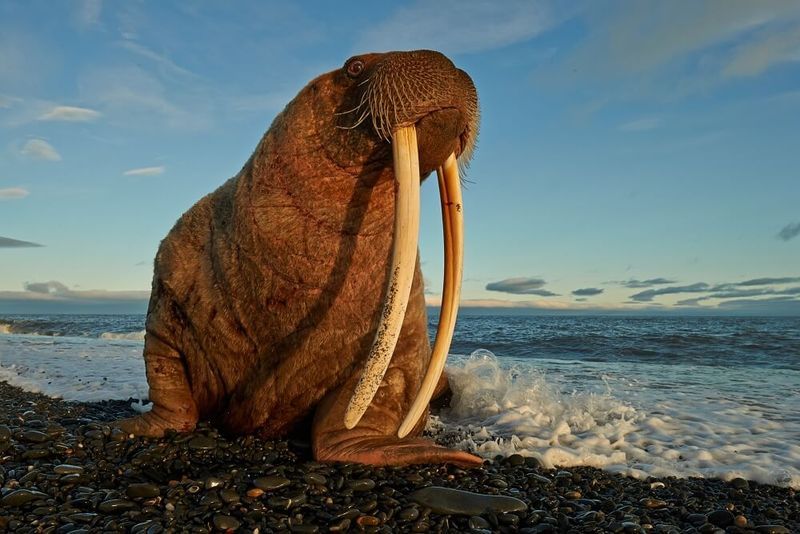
[572,287,603,297]
[123,165,165,176]
[38,105,101,122]
[629,282,710,302]
[0,187,29,200]
[21,139,61,161]
[0,236,42,248]
[486,277,559,296]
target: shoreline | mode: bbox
[0,381,797,533]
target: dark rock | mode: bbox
[126,483,160,499]
[187,436,217,450]
[212,514,240,530]
[253,475,290,490]
[755,527,790,534]
[97,499,137,514]
[707,509,734,528]
[1,489,49,507]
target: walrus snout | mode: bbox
[340,50,479,172]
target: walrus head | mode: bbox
[331,50,479,437]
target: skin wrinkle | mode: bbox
[117,50,481,466]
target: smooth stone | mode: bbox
[54,464,84,475]
[409,486,527,516]
[505,454,526,467]
[205,477,224,489]
[305,473,326,485]
[469,516,491,529]
[187,436,217,450]
[126,483,161,499]
[707,509,734,528]
[290,525,319,533]
[686,513,707,526]
[640,498,667,509]
[0,425,11,442]
[212,514,240,531]
[729,477,749,490]
[398,507,420,521]
[734,515,748,528]
[23,449,51,460]
[755,527,790,534]
[220,488,240,503]
[1,489,49,507]
[97,499,137,513]
[348,479,376,492]
[253,475,290,491]
[20,430,50,443]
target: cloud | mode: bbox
[0,236,43,248]
[629,282,710,302]
[38,105,101,122]
[486,277,559,296]
[736,277,800,286]
[119,40,196,79]
[619,117,661,132]
[123,166,165,176]
[777,222,800,241]
[722,21,800,78]
[572,287,604,296]
[0,280,149,302]
[618,278,676,288]
[0,187,29,200]
[357,0,555,55]
[20,139,61,161]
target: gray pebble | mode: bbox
[1,489,49,507]
[254,475,291,490]
[409,486,527,516]
[212,514,240,531]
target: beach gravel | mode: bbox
[0,381,798,533]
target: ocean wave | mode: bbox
[99,330,146,341]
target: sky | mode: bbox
[1,0,799,315]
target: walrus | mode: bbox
[118,50,482,467]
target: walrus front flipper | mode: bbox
[311,307,482,468]
[116,332,199,437]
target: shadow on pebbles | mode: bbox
[0,381,797,533]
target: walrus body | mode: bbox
[119,50,481,466]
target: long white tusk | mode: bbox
[344,125,421,429]
[397,152,463,438]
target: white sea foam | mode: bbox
[1,333,798,488]
[0,322,11,335]
[430,351,800,488]
[100,330,146,341]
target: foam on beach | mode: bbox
[1,330,798,488]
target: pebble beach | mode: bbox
[1,381,797,534]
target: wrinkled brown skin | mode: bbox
[117,50,482,467]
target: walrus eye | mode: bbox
[346,60,364,78]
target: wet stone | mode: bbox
[687,513,708,526]
[20,429,50,443]
[212,514,240,531]
[0,425,11,442]
[54,464,84,475]
[755,526,790,534]
[409,486,527,516]
[254,475,291,491]
[187,436,217,450]
[640,498,667,509]
[219,488,240,503]
[469,515,491,529]
[398,507,420,521]
[707,509,734,528]
[1,488,49,507]
[305,473,326,485]
[127,483,160,499]
[204,476,224,489]
[730,477,750,490]
[348,478,376,492]
[97,499,137,514]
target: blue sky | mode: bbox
[1,0,799,315]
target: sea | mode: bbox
[1,313,798,488]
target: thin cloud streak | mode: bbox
[0,236,43,248]
[0,187,30,200]
[38,105,101,122]
[123,166,165,176]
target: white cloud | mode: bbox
[123,166,165,176]
[38,105,102,122]
[21,139,61,161]
[119,40,196,78]
[619,117,661,132]
[358,0,555,55]
[0,187,30,200]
